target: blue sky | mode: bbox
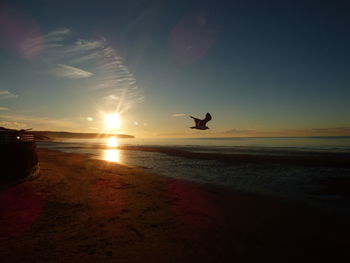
[0,0,349,137]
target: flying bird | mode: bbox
[190,112,212,130]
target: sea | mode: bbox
[37,136,350,215]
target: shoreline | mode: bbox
[119,145,350,167]
[1,148,349,262]
[39,143,350,168]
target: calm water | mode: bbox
[37,136,350,214]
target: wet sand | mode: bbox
[0,149,349,262]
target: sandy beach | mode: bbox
[1,148,349,262]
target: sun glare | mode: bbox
[105,114,121,129]
[107,136,118,147]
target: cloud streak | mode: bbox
[0,90,18,99]
[51,64,93,79]
[25,28,143,116]
[18,28,72,59]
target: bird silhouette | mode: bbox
[190,113,212,130]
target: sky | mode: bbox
[0,0,349,137]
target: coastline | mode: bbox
[1,148,349,262]
[118,145,350,167]
[42,143,350,168]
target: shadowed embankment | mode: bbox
[0,149,349,262]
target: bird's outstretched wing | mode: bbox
[190,116,201,126]
[202,113,212,125]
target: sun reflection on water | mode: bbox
[104,149,120,163]
[107,136,118,147]
[104,137,121,163]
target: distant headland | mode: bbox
[31,131,134,141]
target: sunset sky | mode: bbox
[0,0,349,137]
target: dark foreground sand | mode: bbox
[0,149,349,262]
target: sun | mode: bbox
[104,114,121,129]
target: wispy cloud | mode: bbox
[22,27,143,117]
[172,113,187,117]
[71,39,105,52]
[86,42,142,114]
[0,107,9,111]
[47,28,72,38]
[19,28,71,59]
[50,64,93,79]
[0,90,18,99]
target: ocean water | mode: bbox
[37,137,350,214]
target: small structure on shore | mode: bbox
[0,127,39,183]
